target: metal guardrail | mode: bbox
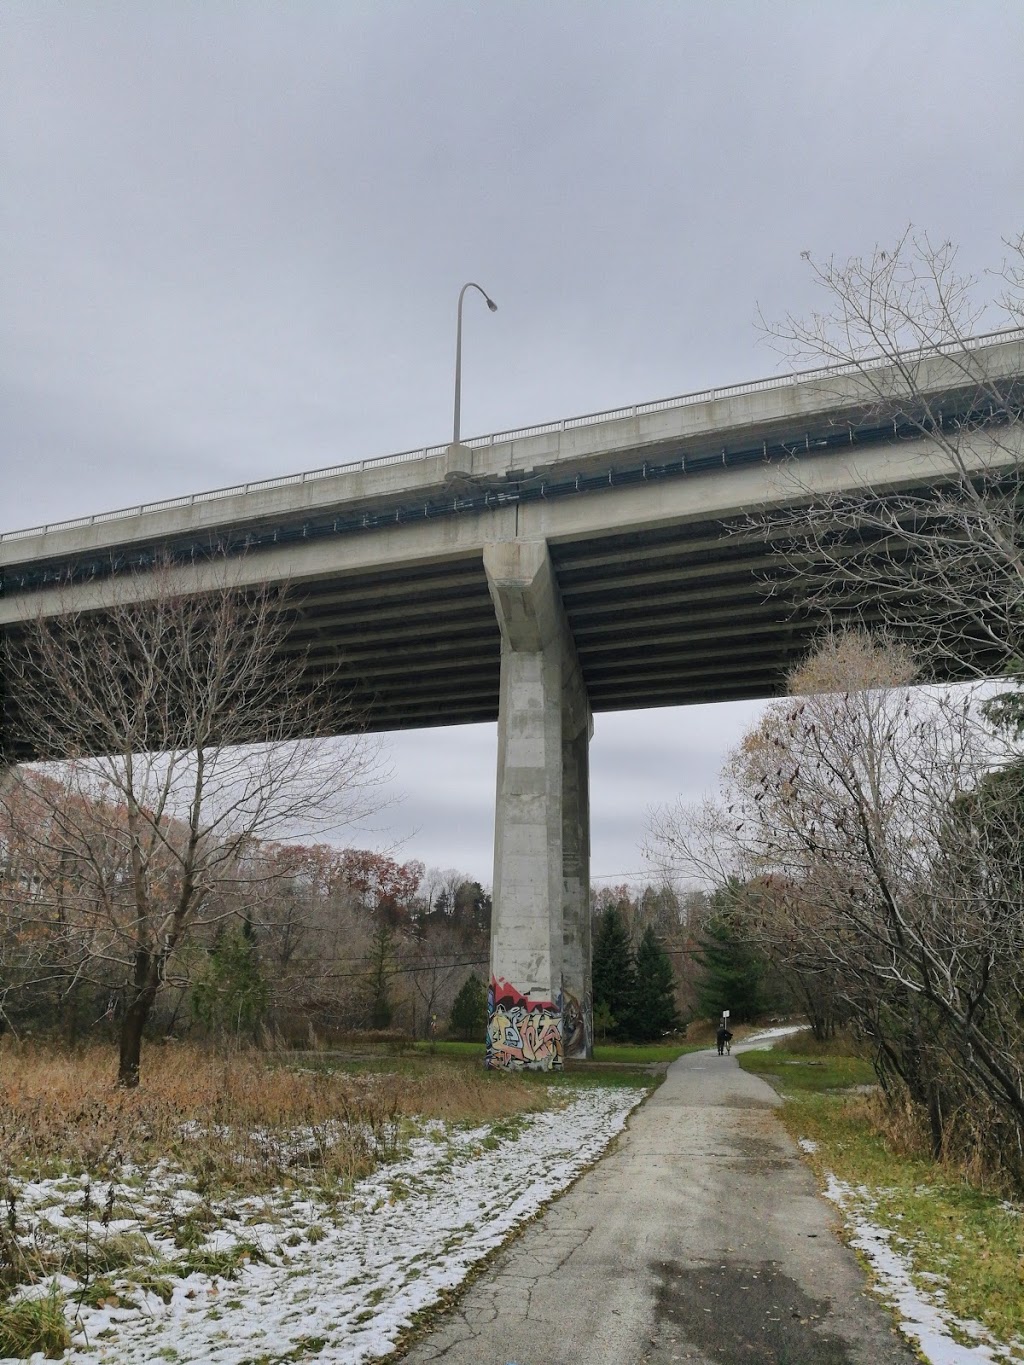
[3,327,1022,545]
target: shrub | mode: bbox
[449,973,487,1041]
[0,1283,71,1360]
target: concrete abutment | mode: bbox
[483,540,592,1069]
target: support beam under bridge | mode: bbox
[484,540,592,1069]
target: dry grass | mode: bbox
[679,1018,718,1045]
[779,1026,874,1059]
[0,1041,563,1358]
[0,1282,71,1360]
[0,1039,552,1195]
[857,1086,1024,1199]
[779,1088,1024,1351]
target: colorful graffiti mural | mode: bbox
[486,977,564,1070]
[561,988,592,1059]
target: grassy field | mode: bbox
[740,1040,1024,1356]
[590,1040,704,1063]
[410,1038,700,1065]
[0,1040,558,1191]
[0,1039,656,1360]
[736,1047,876,1092]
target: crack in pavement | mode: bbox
[399,1055,920,1365]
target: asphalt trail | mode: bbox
[398,1044,917,1365]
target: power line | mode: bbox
[294,957,489,982]
[590,870,663,881]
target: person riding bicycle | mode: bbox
[716,1024,733,1056]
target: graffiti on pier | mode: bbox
[561,988,592,1059]
[486,977,564,1071]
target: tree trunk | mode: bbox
[117,949,158,1087]
[926,1081,944,1162]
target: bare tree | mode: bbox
[403,920,474,1037]
[418,866,466,921]
[754,228,1024,681]
[1,565,385,1084]
[648,631,1024,1179]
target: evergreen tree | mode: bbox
[365,924,396,1029]
[632,925,680,1040]
[592,905,637,1040]
[191,917,269,1040]
[449,972,487,1041]
[981,669,1024,741]
[592,1000,616,1043]
[452,881,492,936]
[695,890,767,1024]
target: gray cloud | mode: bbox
[370,702,765,887]
[3,2,1022,882]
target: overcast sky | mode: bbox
[3,3,1023,886]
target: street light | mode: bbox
[453,281,497,446]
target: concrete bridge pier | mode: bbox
[561,675,593,1061]
[484,540,592,1069]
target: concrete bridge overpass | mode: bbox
[2,332,1022,1067]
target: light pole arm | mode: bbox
[453,282,497,446]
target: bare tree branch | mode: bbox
[0,560,388,1083]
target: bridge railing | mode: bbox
[3,326,1022,545]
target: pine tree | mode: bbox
[449,972,487,1041]
[592,905,637,1040]
[695,887,767,1023]
[365,924,396,1029]
[191,917,269,1040]
[632,925,680,1041]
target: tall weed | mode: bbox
[0,1282,70,1359]
[0,1039,550,1195]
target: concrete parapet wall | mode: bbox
[5,336,1019,568]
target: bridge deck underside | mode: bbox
[286,509,997,736]
[285,555,500,733]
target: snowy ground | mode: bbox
[3,1084,645,1364]
[798,1139,1024,1364]
[734,1023,811,1051]
[741,1029,1023,1362]
[6,1042,1020,1364]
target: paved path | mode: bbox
[400,1045,917,1365]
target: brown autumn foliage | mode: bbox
[1,762,490,1056]
[2,567,389,1086]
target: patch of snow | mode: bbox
[3,1083,645,1365]
[823,1174,1023,1364]
[733,1023,812,1052]
[798,1138,818,1154]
